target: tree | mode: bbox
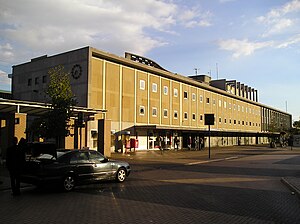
[28,65,76,147]
[45,65,76,147]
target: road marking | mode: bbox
[185,156,238,166]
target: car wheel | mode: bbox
[63,175,75,191]
[116,168,127,182]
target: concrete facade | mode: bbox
[11,46,292,151]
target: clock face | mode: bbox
[71,64,82,79]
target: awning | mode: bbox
[0,98,107,116]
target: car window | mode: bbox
[89,151,106,163]
[70,152,89,164]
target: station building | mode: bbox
[10,46,292,153]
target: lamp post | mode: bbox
[205,114,215,159]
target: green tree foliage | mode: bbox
[293,120,300,129]
[45,65,76,141]
[28,65,76,146]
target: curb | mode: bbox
[281,177,300,199]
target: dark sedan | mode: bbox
[22,149,131,191]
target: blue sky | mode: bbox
[0,0,299,120]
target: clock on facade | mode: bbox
[71,64,82,79]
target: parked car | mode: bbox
[22,149,131,191]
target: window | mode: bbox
[163,86,168,95]
[152,107,157,117]
[199,95,203,102]
[35,77,39,85]
[42,75,47,83]
[163,109,168,118]
[200,114,203,121]
[206,98,210,104]
[184,91,188,99]
[219,100,222,107]
[152,83,157,93]
[192,113,196,120]
[15,118,20,125]
[192,93,196,101]
[229,103,232,109]
[224,119,227,124]
[140,80,145,90]
[70,152,89,164]
[213,99,216,106]
[234,120,236,124]
[219,117,222,123]
[184,112,188,120]
[224,101,227,108]
[174,88,178,97]
[28,78,32,86]
[139,106,145,115]
[174,110,178,119]
[89,151,105,163]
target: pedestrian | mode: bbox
[6,137,24,196]
[188,136,192,150]
[157,136,163,154]
[174,136,179,151]
[199,137,203,150]
[194,137,199,150]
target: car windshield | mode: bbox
[57,151,69,158]
[37,154,56,160]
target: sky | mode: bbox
[0,0,299,120]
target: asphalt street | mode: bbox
[1,146,300,223]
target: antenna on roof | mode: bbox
[194,68,200,75]
[216,63,219,80]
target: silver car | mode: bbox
[22,149,131,191]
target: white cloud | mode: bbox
[218,39,273,58]
[179,8,212,28]
[0,70,11,86]
[257,0,300,37]
[276,34,300,48]
[0,0,183,62]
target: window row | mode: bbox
[139,106,260,126]
[28,76,47,86]
[139,80,260,115]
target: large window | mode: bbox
[152,107,157,117]
[152,83,157,93]
[163,86,168,95]
[184,112,188,120]
[163,109,168,118]
[184,91,188,99]
[192,93,196,101]
[139,106,145,115]
[174,88,178,97]
[140,80,145,90]
[174,110,178,119]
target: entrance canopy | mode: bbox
[0,98,107,116]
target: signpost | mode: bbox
[205,114,215,159]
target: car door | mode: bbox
[69,151,94,182]
[89,151,113,180]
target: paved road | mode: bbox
[1,147,300,223]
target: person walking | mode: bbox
[188,136,192,150]
[194,137,199,150]
[174,136,179,151]
[199,137,203,150]
[6,137,24,196]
